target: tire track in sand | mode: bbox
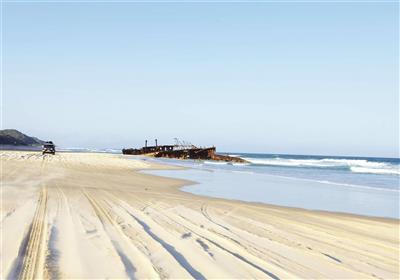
[83,190,138,280]
[102,191,206,280]
[7,187,48,280]
[137,201,282,279]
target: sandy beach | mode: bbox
[1,151,399,279]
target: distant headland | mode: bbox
[0,129,45,146]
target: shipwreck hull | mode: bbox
[122,144,247,163]
[154,147,216,160]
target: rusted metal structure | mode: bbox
[122,145,174,155]
[154,147,216,160]
[122,139,247,163]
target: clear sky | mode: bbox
[3,2,399,157]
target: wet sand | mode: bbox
[1,151,399,279]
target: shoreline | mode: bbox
[3,149,398,220]
[1,151,399,279]
[138,161,399,221]
[6,149,395,221]
[141,168,399,223]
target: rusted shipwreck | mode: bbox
[122,139,247,163]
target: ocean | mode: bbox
[139,153,400,219]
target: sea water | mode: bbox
[139,153,399,219]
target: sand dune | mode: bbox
[1,151,399,279]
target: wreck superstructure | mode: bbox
[122,139,247,163]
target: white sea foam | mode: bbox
[350,166,400,175]
[204,161,228,165]
[232,170,255,175]
[228,171,399,193]
[311,179,399,193]
[242,157,399,176]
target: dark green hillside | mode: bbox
[0,129,45,146]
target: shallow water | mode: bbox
[137,153,399,219]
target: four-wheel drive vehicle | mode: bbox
[42,141,56,155]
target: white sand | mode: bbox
[1,151,399,279]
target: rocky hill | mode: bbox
[0,129,45,146]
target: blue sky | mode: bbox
[3,2,399,157]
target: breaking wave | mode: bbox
[243,157,399,176]
[350,167,400,175]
